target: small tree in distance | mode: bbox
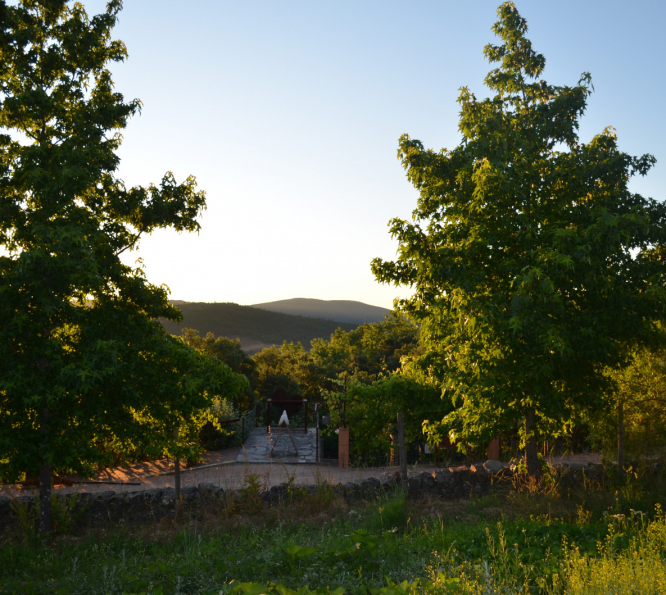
[372,2,666,475]
[0,0,246,534]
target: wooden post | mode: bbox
[487,437,500,460]
[618,397,625,481]
[266,400,270,434]
[174,428,181,502]
[338,427,349,468]
[242,416,245,445]
[304,400,308,434]
[397,413,407,491]
[315,404,319,464]
[38,460,53,535]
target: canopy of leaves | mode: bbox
[253,342,325,401]
[323,374,447,464]
[372,2,666,451]
[590,341,666,459]
[310,311,421,384]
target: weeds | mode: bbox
[3,466,666,593]
[366,488,408,532]
[8,491,85,539]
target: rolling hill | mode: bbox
[160,302,358,354]
[250,298,390,325]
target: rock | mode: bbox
[434,468,453,485]
[142,488,163,502]
[160,488,176,505]
[380,471,399,487]
[420,472,436,492]
[198,483,223,499]
[181,486,200,503]
[483,460,504,475]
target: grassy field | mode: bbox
[2,469,666,594]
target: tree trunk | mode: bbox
[173,428,181,501]
[174,458,181,501]
[617,396,625,481]
[524,409,542,477]
[38,459,52,535]
[397,413,407,491]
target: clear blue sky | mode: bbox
[81,0,666,309]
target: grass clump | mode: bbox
[365,489,408,532]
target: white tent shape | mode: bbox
[271,409,298,457]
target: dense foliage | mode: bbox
[589,343,666,465]
[180,328,257,410]
[323,374,447,464]
[310,311,422,384]
[372,2,666,474]
[245,312,422,404]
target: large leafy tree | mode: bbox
[0,0,245,533]
[372,2,666,475]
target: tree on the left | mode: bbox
[0,0,246,534]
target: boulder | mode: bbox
[483,460,504,475]
[198,483,224,499]
[181,486,200,503]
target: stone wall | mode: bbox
[0,460,618,534]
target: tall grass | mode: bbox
[560,507,666,595]
[365,489,408,532]
[4,488,666,593]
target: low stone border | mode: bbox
[1,460,651,533]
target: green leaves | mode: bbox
[0,1,246,485]
[373,2,666,464]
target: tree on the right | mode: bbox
[372,2,666,475]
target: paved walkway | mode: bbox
[237,427,320,463]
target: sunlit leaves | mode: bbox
[372,2,666,454]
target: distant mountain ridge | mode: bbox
[161,302,358,354]
[250,298,390,325]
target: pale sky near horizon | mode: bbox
[79,0,666,309]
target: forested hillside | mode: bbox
[250,298,389,324]
[161,302,357,353]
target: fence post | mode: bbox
[397,413,407,491]
[266,400,270,434]
[304,400,308,434]
[173,427,181,502]
[315,404,319,464]
[242,416,245,445]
